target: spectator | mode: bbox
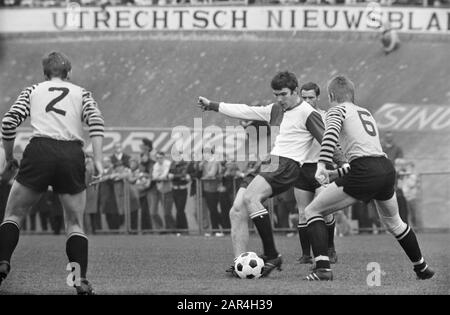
[187,159,211,233]
[400,161,422,229]
[380,20,400,55]
[140,138,163,230]
[130,157,152,230]
[169,153,190,232]
[111,159,141,231]
[153,151,176,231]
[98,156,121,230]
[382,131,403,162]
[46,188,64,235]
[84,155,101,234]
[110,142,131,168]
[201,147,224,237]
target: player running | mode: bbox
[198,71,346,277]
[0,52,104,294]
[304,75,434,281]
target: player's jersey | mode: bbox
[319,102,386,164]
[1,79,104,144]
[219,101,324,164]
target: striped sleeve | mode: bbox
[337,163,351,177]
[81,89,104,138]
[319,105,346,164]
[1,86,35,141]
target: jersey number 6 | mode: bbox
[46,87,69,116]
[357,110,377,136]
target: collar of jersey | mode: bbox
[283,100,303,112]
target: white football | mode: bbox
[234,252,264,279]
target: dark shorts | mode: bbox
[334,156,395,203]
[295,163,322,193]
[16,137,86,194]
[239,173,256,189]
[259,156,301,197]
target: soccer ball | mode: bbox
[234,252,264,279]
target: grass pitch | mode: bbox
[0,232,448,295]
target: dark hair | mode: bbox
[156,151,165,157]
[270,71,298,92]
[42,51,72,80]
[300,82,320,97]
[327,75,355,103]
[141,138,153,150]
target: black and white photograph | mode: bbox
[0,0,449,299]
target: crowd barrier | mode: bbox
[18,172,450,235]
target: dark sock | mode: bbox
[66,233,88,279]
[326,217,336,250]
[0,221,21,263]
[250,209,278,259]
[395,225,426,270]
[297,223,311,256]
[307,216,330,270]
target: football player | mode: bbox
[304,75,434,281]
[0,52,104,294]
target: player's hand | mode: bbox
[327,169,339,183]
[315,162,329,185]
[197,96,211,111]
[94,159,104,177]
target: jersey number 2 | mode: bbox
[357,110,377,136]
[46,87,69,116]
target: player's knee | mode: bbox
[325,214,335,225]
[297,207,307,224]
[380,213,407,236]
[229,204,247,222]
[304,204,320,221]
[242,192,254,209]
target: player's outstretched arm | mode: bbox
[197,96,272,122]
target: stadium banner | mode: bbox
[0,5,449,34]
[374,103,450,131]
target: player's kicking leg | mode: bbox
[373,195,434,280]
[304,183,356,281]
[243,175,282,277]
[0,181,43,286]
[59,191,95,295]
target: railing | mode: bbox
[18,172,450,235]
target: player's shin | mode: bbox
[0,220,21,265]
[230,207,249,257]
[306,216,330,270]
[250,209,278,259]
[325,215,336,250]
[297,223,311,257]
[66,232,89,280]
[382,214,433,278]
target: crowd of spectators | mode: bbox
[0,0,448,8]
